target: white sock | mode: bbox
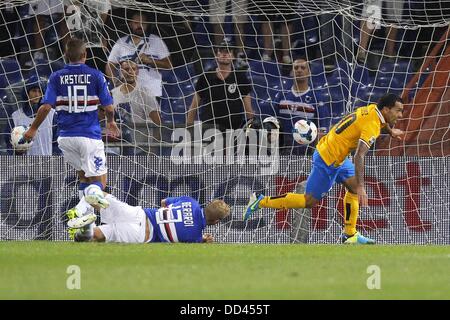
[80,222,96,238]
[75,197,94,216]
[75,223,95,242]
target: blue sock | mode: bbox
[83,181,105,197]
[90,181,104,190]
[79,182,90,191]
[79,183,90,200]
[89,181,104,191]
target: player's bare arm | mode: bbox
[382,124,405,140]
[354,140,370,207]
[138,53,172,69]
[149,110,161,125]
[23,103,53,141]
[389,128,405,140]
[101,104,120,138]
[243,94,254,120]
[105,61,120,87]
[186,92,201,127]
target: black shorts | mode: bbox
[249,0,299,21]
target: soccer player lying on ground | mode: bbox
[244,93,405,244]
[67,193,230,243]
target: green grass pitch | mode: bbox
[0,242,449,299]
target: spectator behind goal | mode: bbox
[111,59,161,155]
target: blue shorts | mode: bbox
[305,150,355,200]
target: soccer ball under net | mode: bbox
[293,120,318,145]
[10,126,33,151]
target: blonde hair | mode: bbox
[205,199,230,222]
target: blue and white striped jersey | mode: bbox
[41,63,113,140]
[144,196,206,243]
[273,87,330,152]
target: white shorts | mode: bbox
[28,0,64,15]
[58,136,107,177]
[209,0,248,24]
[97,195,150,243]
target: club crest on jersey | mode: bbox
[228,83,237,94]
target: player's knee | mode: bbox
[342,177,358,194]
[304,194,319,208]
[92,227,105,242]
[77,171,87,181]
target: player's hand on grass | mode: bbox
[202,234,214,243]
[357,186,368,207]
[390,128,404,140]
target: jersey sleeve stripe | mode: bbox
[168,222,179,243]
[359,138,371,149]
[158,223,170,242]
[162,210,176,242]
[164,223,174,242]
[375,107,386,123]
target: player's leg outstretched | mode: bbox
[243,193,264,221]
[244,150,332,221]
[243,192,311,221]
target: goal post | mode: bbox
[0,0,449,243]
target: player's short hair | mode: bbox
[65,38,86,63]
[205,200,230,222]
[377,93,403,110]
[292,56,310,71]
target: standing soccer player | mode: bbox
[244,93,405,244]
[23,37,120,231]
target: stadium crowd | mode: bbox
[0,0,448,155]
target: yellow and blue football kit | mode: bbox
[245,104,385,243]
[305,103,386,199]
